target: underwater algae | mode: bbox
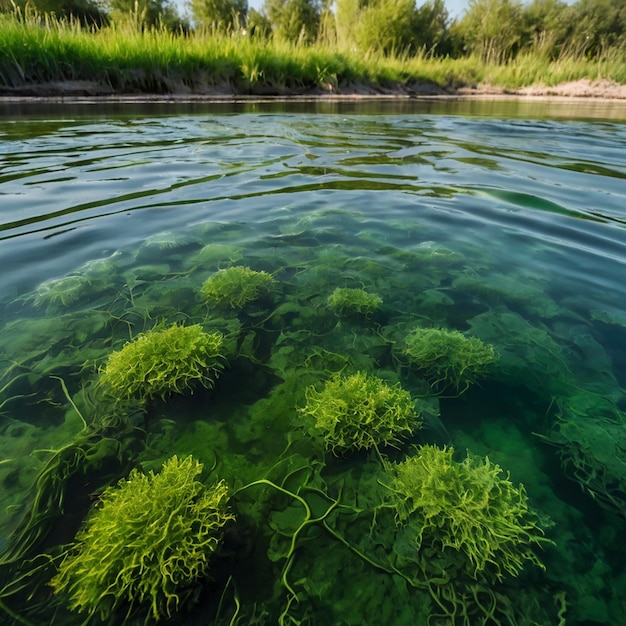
[200,266,276,310]
[99,323,226,403]
[401,326,497,394]
[50,455,234,623]
[299,370,422,453]
[387,444,549,582]
[326,287,383,318]
[1,211,625,625]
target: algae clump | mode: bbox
[50,455,234,622]
[299,371,421,453]
[388,444,548,582]
[327,287,382,318]
[99,323,225,402]
[199,265,275,309]
[402,326,496,392]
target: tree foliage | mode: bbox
[568,0,626,57]
[457,0,524,62]
[107,0,183,29]
[6,0,108,24]
[190,0,247,31]
[413,0,450,55]
[263,0,320,42]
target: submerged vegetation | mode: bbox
[199,266,275,310]
[387,444,549,582]
[327,287,383,318]
[50,455,234,622]
[0,0,625,93]
[401,326,497,393]
[1,109,626,624]
[99,323,226,402]
[0,195,624,624]
[299,371,421,452]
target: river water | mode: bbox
[1,99,625,625]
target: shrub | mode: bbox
[99,323,225,402]
[299,371,421,453]
[402,326,496,392]
[387,444,547,582]
[199,266,275,309]
[326,287,383,318]
[50,455,234,622]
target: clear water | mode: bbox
[1,100,626,625]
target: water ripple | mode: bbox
[1,111,625,303]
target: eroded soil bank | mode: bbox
[1,78,626,101]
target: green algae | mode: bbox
[200,266,276,310]
[299,371,422,453]
[99,323,226,403]
[1,213,624,626]
[401,326,497,394]
[326,287,383,318]
[51,455,234,622]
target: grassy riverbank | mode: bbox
[1,11,626,96]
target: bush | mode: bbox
[299,371,421,453]
[50,455,234,622]
[99,323,225,402]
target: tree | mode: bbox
[413,0,450,55]
[190,0,247,31]
[567,0,626,58]
[107,0,184,29]
[457,0,524,62]
[247,6,272,37]
[8,0,108,25]
[521,0,572,58]
[357,0,418,53]
[334,0,361,49]
[263,0,320,43]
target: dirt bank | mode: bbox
[1,78,626,101]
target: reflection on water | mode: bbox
[1,104,626,625]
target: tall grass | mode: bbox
[1,7,625,93]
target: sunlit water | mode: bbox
[1,100,626,625]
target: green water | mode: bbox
[1,100,626,625]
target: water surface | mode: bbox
[1,100,625,625]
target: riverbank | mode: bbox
[1,78,626,101]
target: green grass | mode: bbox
[1,9,625,93]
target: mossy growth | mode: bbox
[199,265,275,309]
[99,323,225,402]
[299,371,421,453]
[326,287,383,318]
[387,444,548,582]
[50,455,234,623]
[402,326,496,393]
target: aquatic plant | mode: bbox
[326,287,383,318]
[99,323,225,402]
[299,371,421,453]
[543,392,626,520]
[187,243,243,270]
[50,455,234,622]
[199,266,275,309]
[32,274,93,309]
[387,444,548,582]
[467,309,575,399]
[401,326,496,393]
